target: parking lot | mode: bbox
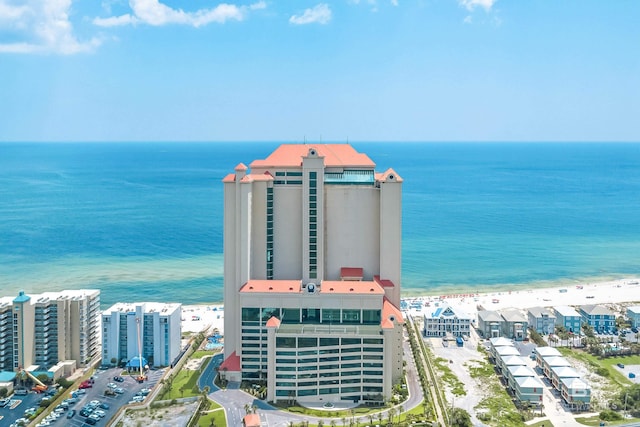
[62,367,165,426]
[0,366,165,427]
[0,390,42,427]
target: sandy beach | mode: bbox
[181,304,225,335]
[404,277,640,318]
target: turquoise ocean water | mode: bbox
[1,142,639,307]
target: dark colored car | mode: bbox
[67,409,77,418]
[113,376,124,382]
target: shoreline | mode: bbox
[401,272,639,299]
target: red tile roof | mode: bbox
[219,351,241,372]
[243,414,261,427]
[373,275,395,288]
[380,168,403,182]
[222,173,236,183]
[381,318,395,329]
[266,316,281,328]
[240,172,274,183]
[321,280,384,295]
[239,280,302,293]
[235,163,248,172]
[382,297,404,324]
[340,267,364,280]
[250,144,375,169]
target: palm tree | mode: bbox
[388,407,396,425]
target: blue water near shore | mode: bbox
[1,142,639,307]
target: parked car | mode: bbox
[67,409,76,418]
[113,376,124,382]
[617,363,625,369]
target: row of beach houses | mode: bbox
[421,301,640,340]
[488,338,591,411]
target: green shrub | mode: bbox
[595,367,610,377]
[599,409,623,421]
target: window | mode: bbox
[320,337,339,346]
[342,309,360,323]
[242,308,260,322]
[323,309,340,323]
[298,337,318,348]
[276,337,296,348]
[282,308,300,323]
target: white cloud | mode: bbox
[94,0,265,28]
[290,3,331,25]
[463,15,472,24]
[459,0,496,12]
[249,1,266,10]
[0,0,102,54]
[93,13,137,27]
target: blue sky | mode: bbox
[1,0,638,142]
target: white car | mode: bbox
[93,409,106,417]
[107,382,117,389]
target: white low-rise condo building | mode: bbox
[423,304,472,337]
[0,290,101,374]
[220,144,404,405]
[102,302,181,368]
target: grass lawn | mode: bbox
[159,368,204,400]
[191,350,216,359]
[576,415,640,426]
[198,404,226,427]
[557,348,639,387]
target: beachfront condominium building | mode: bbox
[579,304,616,333]
[527,307,556,335]
[626,306,640,328]
[423,304,472,338]
[553,305,583,334]
[221,144,404,405]
[0,290,101,374]
[102,302,181,368]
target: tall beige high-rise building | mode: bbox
[220,144,404,405]
[0,290,101,373]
